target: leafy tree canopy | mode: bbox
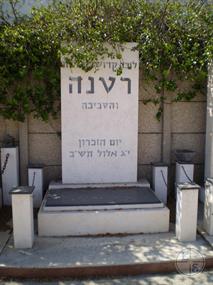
[0,0,212,121]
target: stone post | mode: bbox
[176,183,199,241]
[203,178,213,235]
[10,186,34,249]
[205,62,213,178]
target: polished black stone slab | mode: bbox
[45,187,161,207]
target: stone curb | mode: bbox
[0,258,213,280]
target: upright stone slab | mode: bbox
[61,43,139,184]
[205,62,213,178]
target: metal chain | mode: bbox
[1,153,10,175]
[181,165,193,183]
[31,171,36,187]
[160,169,168,187]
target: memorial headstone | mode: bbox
[61,43,139,184]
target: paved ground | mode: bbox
[1,270,213,285]
[0,226,213,268]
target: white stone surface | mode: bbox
[1,231,212,268]
[205,63,213,178]
[152,165,168,204]
[61,43,139,184]
[43,203,163,211]
[28,167,44,208]
[48,179,150,189]
[1,147,19,206]
[11,194,34,248]
[38,203,169,236]
[176,184,199,242]
[204,179,213,235]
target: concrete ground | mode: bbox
[0,203,212,280]
[0,226,213,268]
[1,270,213,285]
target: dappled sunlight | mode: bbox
[0,229,213,269]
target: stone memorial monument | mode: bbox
[38,43,170,236]
[61,43,138,184]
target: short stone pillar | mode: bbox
[28,165,44,208]
[10,186,34,249]
[205,62,213,179]
[1,147,19,206]
[204,178,213,235]
[152,163,168,204]
[176,183,199,242]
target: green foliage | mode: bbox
[0,0,212,121]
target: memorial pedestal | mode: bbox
[38,181,170,236]
[176,183,199,242]
[38,43,170,237]
[10,186,34,249]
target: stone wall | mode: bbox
[0,71,206,191]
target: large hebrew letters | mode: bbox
[61,43,139,183]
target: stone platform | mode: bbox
[38,181,170,236]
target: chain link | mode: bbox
[31,171,36,187]
[1,153,10,175]
[160,169,168,187]
[181,165,193,183]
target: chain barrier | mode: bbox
[0,153,10,175]
[31,171,36,187]
[160,169,168,187]
[181,165,193,183]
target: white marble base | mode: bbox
[38,205,170,236]
[38,181,169,236]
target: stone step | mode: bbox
[38,187,169,236]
